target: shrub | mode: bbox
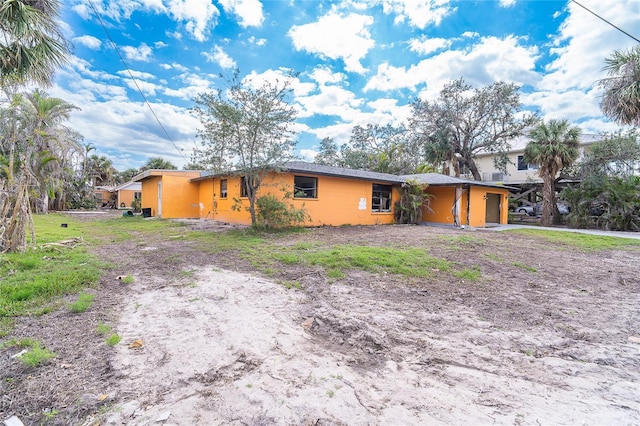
[255,193,311,229]
[394,180,432,224]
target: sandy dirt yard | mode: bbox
[1,216,640,425]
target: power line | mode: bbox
[86,0,188,163]
[571,0,640,44]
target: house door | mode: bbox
[157,182,162,218]
[485,193,501,224]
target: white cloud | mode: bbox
[288,12,375,74]
[154,41,169,48]
[523,89,602,122]
[408,36,450,55]
[72,0,165,21]
[163,72,214,101]
[527,0,638,132]
[299,149,318,161]
[123,79,161,96]
[218,0,265,27]
[295,85,364,120]
[365,35,540,98]
[380,0,456,29]
[202,46,237,69]
[117,70,157,80]
[166,30,183,40]
[248,36,267,46]
[160,62,190,72]
[539,0,638,93]
[65,55,119,82]
[72,1,218,41]
[499,0,517,7]
[166,0,220,41]
[309,67,346,85]
[50,84,199,169]
[306,122,354,145]
[73,35,102,50]
[121,43,153,61]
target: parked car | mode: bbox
[514,204,535,215]
[514,202,570,216]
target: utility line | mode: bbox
[571,0,640,44]
[86,0,188,163]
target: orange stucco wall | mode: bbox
[117,189,139,208]
[140,172,201,218]
[141,177,160,217]
[198,172,400,226]
[423,185,510,227]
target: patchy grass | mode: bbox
[189,229,266,253]
[2,338,56,367]
[119,275,135,284]
[68,292,95,313]
[0,223,103,317]
[510,229,640,251]
[274,245,451,278]
[95,323,111,334]
[452,266,482,281]
[105,334,122,346]
[512,261,537,273]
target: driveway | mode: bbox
[481,224,640,240]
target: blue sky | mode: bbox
[54,0,639,171]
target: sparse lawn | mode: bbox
[1,214,639,425]
[510,228,640,250]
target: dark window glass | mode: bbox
[240,177,248,197]
[294,176,318,198]
[372,184,392,212]
[220,179,228,198]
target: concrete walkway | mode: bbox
[478,223,640,240]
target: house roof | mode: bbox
[113,180,142,192]
[94,185,115,192]
[402,173,517,190]
[191,161,406,184]
[284,161,406,183]
[190,161,517,189]
[132,169,203,182]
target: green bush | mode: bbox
[394,180,432,224]
[255,193,311,229]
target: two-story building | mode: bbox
[471,133,603,185]
[447,133,604,209]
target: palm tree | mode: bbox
[141,157,177,170]
[0,0,69,252]
[598,45,640,126]
[524,119,581,226]
[87,154,115,187]
[0,0,68,86]
[20,89,80,212]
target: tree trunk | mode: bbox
[540,175,555,227]
[466,157,481,181]
[248,195,257,226]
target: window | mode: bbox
[294,176,317,198]
[372,184,392,212]
[134,191,141,200]
[240,177,248,197]
[220,179,228,198]
[517,155,538,171]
